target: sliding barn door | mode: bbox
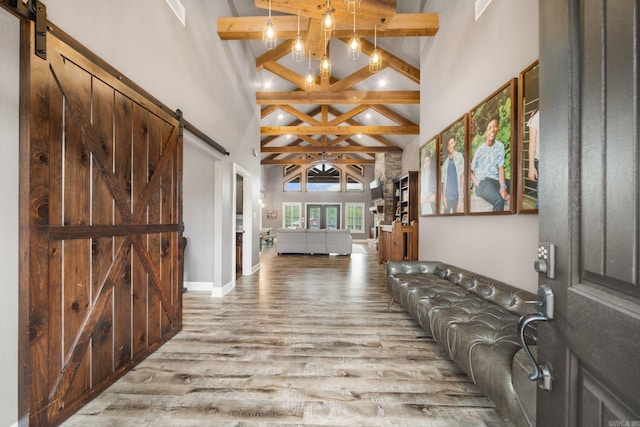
[21,22,183,425]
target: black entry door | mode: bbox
[537,0,640,423]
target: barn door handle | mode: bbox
[517,284,554,391]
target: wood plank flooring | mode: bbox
[62,242,513,426]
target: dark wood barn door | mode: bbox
[21,22,183,425]
[538,0,640,424]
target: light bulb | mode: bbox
[350,38,359,50]
[322,58,330,70]
[305,73,314,84]
[294,39,303,52]
[372,52,380,63]
[265,24,275,39]
[324,14,333,29]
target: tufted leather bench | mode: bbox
[387,261,538,427]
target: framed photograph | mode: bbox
[266,209,278,219]
[468,79,517,214]
[439,114,468,215]
[419,135,439,216]
[517,61,539,213]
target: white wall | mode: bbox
[183,136,216,288]
[413,0,540,292]
[0,10,19,427]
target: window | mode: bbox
[282,202,302,228]
[307,164,341,191]
[345,202,365,233]
[284,174,301,192]
[346,174,364,192]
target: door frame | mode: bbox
[232,163,253,277]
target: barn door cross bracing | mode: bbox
[21,22,183,425]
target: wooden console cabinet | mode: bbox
[378,220,418,264]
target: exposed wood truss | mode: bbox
[217,1,439,166]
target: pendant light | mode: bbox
[320,32,331,80]
[369,24,382,73]
[344,0,361,14]
[291,9,304,62]
[321,0,335,39]
[263,0,277,50]
[346,9,361,60]
[320,52,331,79]
[304,50,315,91]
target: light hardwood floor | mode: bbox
[62,242,513,426]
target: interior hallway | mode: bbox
[62,243,512,426]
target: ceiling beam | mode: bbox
[370,105,418,126]
[262,125,418,136]
[329,65,378,92]
[278,105,322,125]
[326,106,400,147]
[256,90,419,105]
[254,0,397,29]
[255,42,292,71]
[327,105,370,125]
[356,38,420,84]
[261,157,375,165]
[260,104,280,119]
[262,61,308,90]
[217,13,439,40]
[261,145,401,153]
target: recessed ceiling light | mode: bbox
[264,80,272,89]
[278,113,284,119]
[365,113,372,119]
[378,79,386,87]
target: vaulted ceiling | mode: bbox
[218,0,439,166]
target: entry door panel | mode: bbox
[22,23,183,426]
[538,0,640,423]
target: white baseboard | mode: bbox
[251,262,260,274]
[210,280,235,298]
[184,281,214,292]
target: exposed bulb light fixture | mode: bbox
[322,0,335,38]
[369,24,382,73]
[304,50,315,91]
[344,0,362,14]
[263,0,277,50]
[347,9,361,60]
[320,54,331,79]
[291,9,304,62]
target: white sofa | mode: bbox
[276,228,352,255]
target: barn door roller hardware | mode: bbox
[1,0,47,59]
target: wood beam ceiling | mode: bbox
[218,1,439,166]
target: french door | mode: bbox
[306,204,340,230]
